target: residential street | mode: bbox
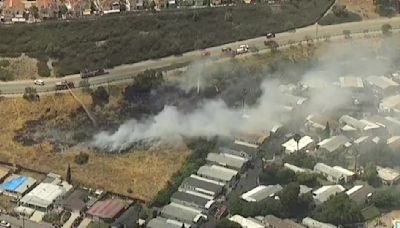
[0,214,53,228]
[1,17,400,95]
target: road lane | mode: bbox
[1,17,400,96]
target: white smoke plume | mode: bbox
[92,39,399,152]
[92,80,286,152]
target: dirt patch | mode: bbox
[338,0,380,19]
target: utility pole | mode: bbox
[315,23,319,39]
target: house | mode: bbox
[365,115,400,136]
[314,163,354,183]
[86,199,125,222]
[284,163,312,173]
[147,217,191,228]
[345,184,375,205]
[206,153,248,171]
[197,165,238,186]
[0,174,36,198]
[314,163,343,183]
[339,76,364,89]
[332,166,355,182]
[111,205,140,228]
[234,130,271,147]
[57,188,90,213]
[301,77,329,90]
[317,135,351,154]
[170,191,215,211]
[160,202,207,225]
[282,136,314,153]
[280,94,307,112]
[379,94,400,113]
[387,136,400,151]
[302,217,337,228]
[299,185,312,195]
[312,185,345,204]
[263,215,305,228]
[229,215,265,228]
[19,182,72,211]
[241,185,282,202]
[376,166,400,185]
[305,114,337,134]
[179,174,224,198]
[365,75,399,95]
[339,115,381,133]
[220,145,256,161]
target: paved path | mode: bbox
[62,212,79,228]
[1,17,400,95]
[77,218,92,228]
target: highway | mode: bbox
[1,17,400,96]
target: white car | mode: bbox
[0,220,10,227]
[34,79,45,86]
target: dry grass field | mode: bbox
[0,91,189,202]
[338,0,379,19]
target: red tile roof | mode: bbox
[87,199,125,219]
[3,0,25,12]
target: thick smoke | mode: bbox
[92,39,399,152]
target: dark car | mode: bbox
[266,32,275,39]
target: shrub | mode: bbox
[0,60,10,68]
[72,131,89,142]
[23,87,40,102]
[0,68,14,81]
[74,152,89,165]
[37,60,51,77]
[0,0,334,76]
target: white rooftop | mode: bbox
[380,95,400,111]
[366,75,399,90]
[20,183,69,209]
[229,215,265,228]
[206,153,248,170]
[241,185,282,202]
[376,166,400,182]
[346,185,363,196]
[282,136,314,153]
[197,165,238,182]
[339,76,364,88]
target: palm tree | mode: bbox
[293,133,301,152]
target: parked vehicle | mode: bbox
[80,68,108,79]
[0,220,10,228]
[201,51,211,57]
[33,79,44,86]
[55,81,75,90]
[266,32,275,39]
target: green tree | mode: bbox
[313,193,362,225]
[216,219,241,228]
[0,68,14,81]
[325,122,330,138]
[259,165,295,185]
[372,188,400,210]
[30,5,39,19]
[381,23,392,36]
[59,4,68,16]
[37,60,51,77]
[74,152,89,165]
[66,163,71,184]
[23,87,40,102]
[91,86,109,107]
[283,152,317,169]
[296,172,320,188]
[343,30,351,39]
[362,163,381,187]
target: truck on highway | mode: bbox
[55,81,75,90]
[80,68,109,79]
[236,45,249,55]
